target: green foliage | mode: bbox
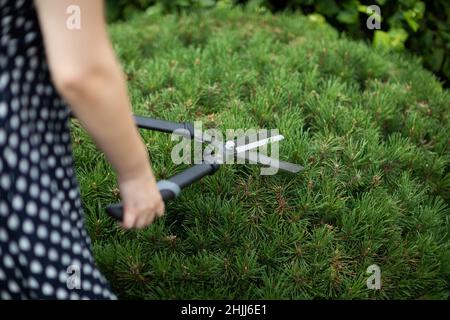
[74,7,450,299]
[105,0,221,21]
[106,0,450,84]
[254,0,450,84]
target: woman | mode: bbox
[0,0,164,299]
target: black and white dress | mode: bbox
[0,0,116,299]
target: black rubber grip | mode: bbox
[105,162,219,222]
[105,189,176,221]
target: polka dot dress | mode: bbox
[0,0,116,299]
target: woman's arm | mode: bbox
[34,0,164,229]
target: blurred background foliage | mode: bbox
[106,0,449,86]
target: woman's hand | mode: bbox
[118,168,165,229]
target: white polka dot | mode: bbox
[103,289,113,299]
[61,220,71,233]
[62,179,70,189]
[61,253,70,266]
[40,190,50,204]
[19,141,29,154]
[1,291,11,300]
[3,254,14,268]
[7,213,19,230]
[18,236,31,251]
[40,173,50,186]
[48,155,56,167]
[19,125,29,137]
[35,83,43,94]
[10,81,19,95]
[56,168,64,179]
[10,115,19,130]
[30,56,38,69]
[45,265,57,279]
[0,202,7,218]
[58,270,68,283]
[25,201,37,216]
[39,207,49,221]
[4,147,16,167]
[8,241,19,254]
[30,95,39,108]
[51,197,61,210]
[2,15,13,27]
[93,284,102,295]
[37,224,48,239]
[15,16,24,28]
[18,158,29,173]
[73,243,82,255]
[28,276,39,289]
[93,269,100,279]
[8,133,18,148]
[69,292,80,300]
[8,280,20,293]
[18,254,27,266]
[50,214,61,227]
[22,219,34,234]
[0,72,9,90]
[34,242,46,257]
[71,229,80,239]
[30,166,39,180]
[36,119,45,132]
[30,149,40,163]
[82,248,91,260]
[42,282,54,296]
[62,132,70,143]
[0,227,8,241]
[56,288,68,299]
[0,173,10,189]
[11,69,21,83]
[25,70,35,82]
[12,194,23,210]
[44,132,54,144]
[16,176,27,192]
[60,235,70,247]
[48,248,58,262]
[50,230,61,244]
[30,260,42,274]
[82,280,92,291]
[40,144,48,155]
[69,189,78,200]
[29,183,39,198]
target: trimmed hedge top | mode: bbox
[73,7,449,299]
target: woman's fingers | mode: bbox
[118,170,165,230]
[156,202,165,218]
[122,203,162,229]
[122,206,137,229]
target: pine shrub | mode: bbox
[72,7,450,299]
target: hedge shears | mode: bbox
[105,115,303,221]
